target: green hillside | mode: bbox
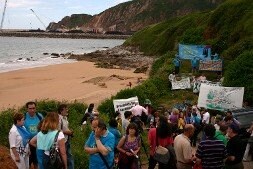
[123,0,253,103]
[125,0,253,60]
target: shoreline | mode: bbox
[0,31,130,39]
[0,61,148,110]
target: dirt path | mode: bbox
[0,145,16,169]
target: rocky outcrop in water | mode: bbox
[68,46,154,73]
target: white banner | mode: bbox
[113,96,138,120]
[198,84,244,111]
[193,80,222,93]
[171,77,191,90]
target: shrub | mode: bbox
[0,109,15,146]
[223,50,253,103]
[97,98,115,117]
[150,52,175,77]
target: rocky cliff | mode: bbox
[47,14,92,31]
[47,0,224,33]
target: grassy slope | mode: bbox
[121,0,253,107]
[124,0,253,62]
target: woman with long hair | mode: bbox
[81,103,99,125]
[148,115,174,169]
[9,112,31,169]
[117,122,141,169]
[30,112,67,169]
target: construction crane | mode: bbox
[0,0,8,31]
[30,9,47,30]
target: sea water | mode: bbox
[0,36,125,73]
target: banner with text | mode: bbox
[193,80,222,93]
[197,84,244,111]
[178,44,211,60]
[113,96,138,116]
[199,60,223,71]
[172,77,191,90]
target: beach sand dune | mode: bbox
[0,61,147,110]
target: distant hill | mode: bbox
[47,14,92,31]
[47,0,224,33]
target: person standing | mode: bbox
[196,124,227,169]
[174,124,195,169]
[144,99,154,127]
[173,57,181,74]
[108,118,121,148]
[243,122,253,161]
[84,118,115,169]
[130,101,148,125]
[223,110,241,126]
[191,110,201,147]
[192,76,200,94]
[198,74,207,82]
[168,71,176,82]
[34,112,67,169]
[24,101,43,169]
[202,109,210,125]
[81,103,99,125]
[148,115,174,169]
[9,112,31,169]
[168,108,179,125]
[225,123,245,169]
[191,57,199,73]
[214,124,228,146]
[178,113,185,134]
[117,123,141,169]
[58,104,74,169]
[122,111,132,134]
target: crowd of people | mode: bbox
[9,102,73,169]
[8,100,253,169]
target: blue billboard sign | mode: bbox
[178,44,212,60]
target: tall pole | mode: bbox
[0,0,8,31]
[30,9,46,30]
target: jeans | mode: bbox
[66,140,74,169]
[36,149,44,169]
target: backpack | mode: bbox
[43,131,63,169]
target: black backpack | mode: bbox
[43,131,63,169]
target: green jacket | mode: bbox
[214,130,228,146]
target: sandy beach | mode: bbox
[0,61,147,110]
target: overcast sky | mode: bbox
[0,0,131,29]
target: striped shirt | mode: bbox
[196,138,227,169]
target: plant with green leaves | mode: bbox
[223,50,253,103]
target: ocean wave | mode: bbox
[0,57,77,73]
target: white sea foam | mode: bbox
[0,57,77,73]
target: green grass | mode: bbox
[125,0,253,62]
